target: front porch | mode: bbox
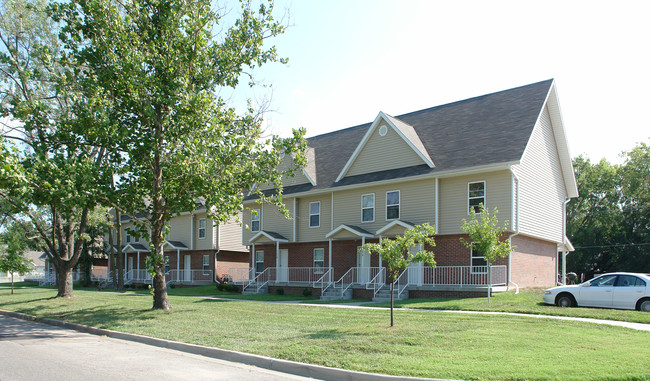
[232,264,508,300]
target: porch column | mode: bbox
[251,244,255,267]
[124,252,127,278]
[137,252,140,280]
[275,241,280,268]
[562,251,567,285]
[328,239,333,283]
[378,236,383,268]
[176,249,180,282]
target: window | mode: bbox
[468,181,485,214]
[255,251,264,273]
[616,275,646,287]
[313,248,325,274]
[386,191,400,220]
[164,256,170,274]
[309,201,320,228]
[198,218,206,239]
[126,233,131,243]
[361,194,375,222]
[590,274,616,287]
[134,235,139,243]
[251,209,260,232]
[471,247,487,274]
[202,254,210,275]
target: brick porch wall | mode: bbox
[510,235,557,288]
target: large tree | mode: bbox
[0,0,111,298]
[55,0,306,309]
[567,143,649,278]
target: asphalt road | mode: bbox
[0,315,313,381]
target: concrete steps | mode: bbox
[241,284,268,295]
[372,287,409,302]
[319,287,352,301]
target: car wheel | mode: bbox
[639,299,650,312]
[557,294,575,308]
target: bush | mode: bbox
[216,283,226,291]
[303,288,313,297]
[226,284,239,292]
[275,288,284,295]
[169,283,176,289]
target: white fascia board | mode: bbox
[376,220,416,235]
[326,225,374,239]
[335,113,384,182]
[302,168,317,186]
[383,113,435,168]
[163,241,189,251]
[248,231,289,244]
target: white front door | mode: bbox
[356,247,371,284]
[128,257,134,280]
[277,249,289,282]
[184,255,191,282]
[407,245,424,286]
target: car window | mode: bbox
[590,275,617,287]
[616,275,646,287]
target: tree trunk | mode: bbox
[390,280,394,327]
[11,272,14,295]
[56,263,74,298]
[115,210,124,290]
[152,266,170,310]
[150,212,171,310]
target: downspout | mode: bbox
[214,223,220,283]
[561,198,570,285]
[508,165,520,294]
[434,178,439,233]
[190,214,194,250]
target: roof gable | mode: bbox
[336,112,434,182]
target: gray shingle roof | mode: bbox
[297,79,553,193]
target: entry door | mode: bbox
[128,257,134,280]
[407,245,424,286]
[356,248,371,284]
[277,249,289,282]
[184,255,191,282]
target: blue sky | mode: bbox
[230,0,649,163]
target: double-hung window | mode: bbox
[202,254,210,275]
[309,201,320,228]
[313,248,325,274]
[468,181,485,214]
[251,209,260,232]
[198,218,206,239]
[386,190,400,220]
[126,233,131,243]
[255,251,264,273]
[361,194,375,222]
[471,246,487,274]
[164,256,170,274]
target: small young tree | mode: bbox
[361,223,436,327]
[460,204,513,302]
[0,236,33,294]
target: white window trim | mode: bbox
[470,246,487,274]
[313,248,325,274]
[202,254,210,275]
[361,193,375,223]
[468,180,486,215]
[126,233,131,243]
[251,209,261,232]
[309,201,321,228]
[198,218,206,239]
[255,250,264,274]
[386,190,400,221]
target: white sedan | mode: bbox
[543,272,650,311]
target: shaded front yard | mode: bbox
[1,285,649,380]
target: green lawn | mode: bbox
[1,286,648,380]
[372,288,650,324]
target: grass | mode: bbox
[1,286,649,380]
[371,288,650,324]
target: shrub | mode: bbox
[275,288,284,295]
[169,283,176,289]
[303,288,313,297]
[216,283,226,291]
[226,284,238,292]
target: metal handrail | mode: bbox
[394,268,410,298]
[367,267,386,297]
[313,267,333,291]
[242,267,268,292]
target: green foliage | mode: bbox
[275,288,284,295]
[302,288,312,297]
[361,223,437,281]
[460,204,513,263]
[0,235,33,294]
[567,142,650,277]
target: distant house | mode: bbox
[105,201,248,285]
[237,79,578,299]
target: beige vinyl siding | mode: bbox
[121,222,149,247]
[346,123,426,177]
[241,204,261,245]
[296,195,330,242]
[261,199,294,241]
[333,179,436,235]
[193,213,214,251]
[167,214,191,246]
[513,107,567,243]
[438,170,512,235]
[218,213,246,252]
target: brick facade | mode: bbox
[510,234,557,288]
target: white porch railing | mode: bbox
[227,267,255,284]
[166,270,213,284]
[242,267,334,292]
[313,268,333,291]
[395,265,508,290]
[332,267,385,296]
[366,267,386,297]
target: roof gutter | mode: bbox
[508,164,520,294]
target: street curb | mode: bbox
[0,309,453,381]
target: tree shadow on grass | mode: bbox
[12,304,159,329]
[303,328,362,340]
[193,298,237,304]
